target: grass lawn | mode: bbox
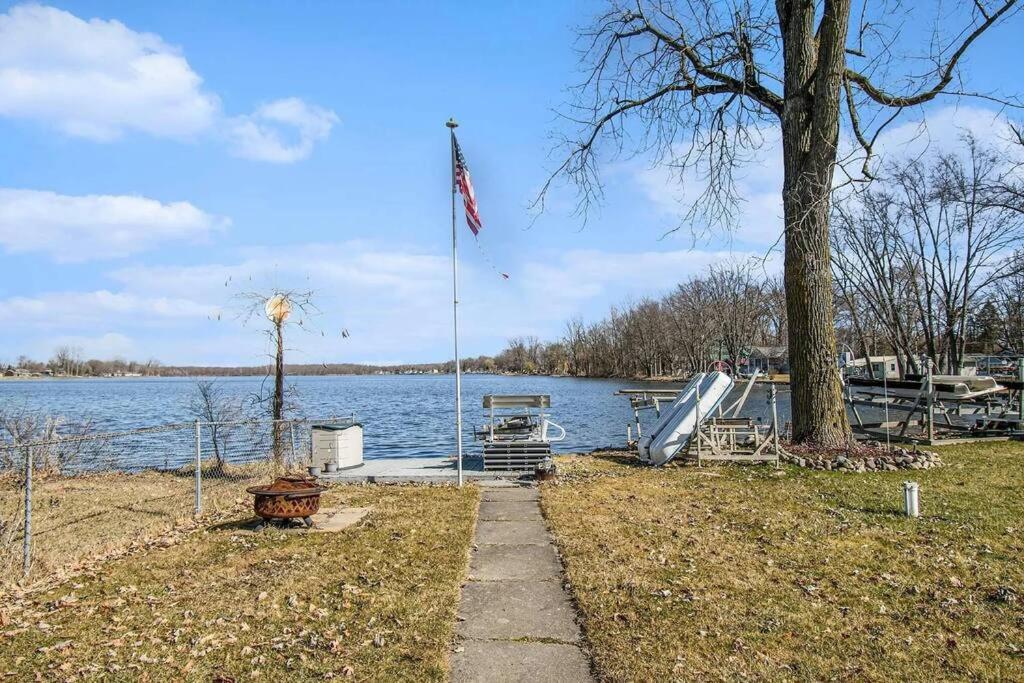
[1,466,276,584]
[0,484,478,681]
[543,441,1024,681]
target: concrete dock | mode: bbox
[318,456,528,484]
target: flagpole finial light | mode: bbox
[446,117,458,129]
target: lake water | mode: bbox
[0,374,792,459]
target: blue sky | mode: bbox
[0,2,1020,366]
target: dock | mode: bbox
[318,456,527,484]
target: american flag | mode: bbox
[453,135,483,235]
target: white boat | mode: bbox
[846,375,1005,402]
[639,372,735,466]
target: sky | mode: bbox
[0,1,1021,367]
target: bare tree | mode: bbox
[50,345,83,376]
[705,261,771,370]
[665,278,718,373]
[186,380,243,469]
[541,0,1019,444]
[990,250,1024,353]
[833,137,1024,373]
[238,288,319,463]
[831,187,924,376]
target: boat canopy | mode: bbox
[482,394,551,409]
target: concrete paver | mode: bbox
[469,543,562,581]
[475,520,549,545]
[478,500,543,521]
[481,488,540,502]
[451,641,592,683]
[457,579,582,641]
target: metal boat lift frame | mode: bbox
[619,371,783,465]
[844,364,1023,446]
[476,395,565,471]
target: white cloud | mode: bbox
[0,4,217,141]
[0,290,216,329]
[46,332,137,359]
[0,188,228,261]
[3,240,767,364]
[110,241,770,361]
[632,130,786,249]
[227,98,339,163]
[862,105,1022,167]
[632,106,1023,248]
[0,4,336,162]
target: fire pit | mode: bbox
[246,475,326,530]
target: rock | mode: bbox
[883,463,898,471]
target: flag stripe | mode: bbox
[453,136,482,235]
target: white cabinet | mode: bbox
[311,423,363,470]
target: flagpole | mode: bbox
[447,117,464,487]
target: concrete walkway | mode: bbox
[451,484,593,683]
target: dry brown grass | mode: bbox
[0,464,278,586]
[0,484,479,681]
[543,442,1024,681]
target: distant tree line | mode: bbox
[4,354,456,378]
[5,347,163,377]
[489,260,787,378]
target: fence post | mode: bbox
[22,445,32,578]
[289,422,297,464]
[194,420,202,517]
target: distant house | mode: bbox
[747,346,788,374]
[847,355,900,379]
[961,354,1009,376]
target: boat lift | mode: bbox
[475,394,566,471]
[844,362,1024,445]
[618,369,764,445]
[622,371,782,467]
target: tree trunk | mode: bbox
[778,0,851,445]
[273,320,285,463]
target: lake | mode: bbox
[0,374,793,459]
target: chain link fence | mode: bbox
[0,416,353,587]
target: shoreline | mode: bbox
[0,371,792,384]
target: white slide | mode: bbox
[638,371,735,466]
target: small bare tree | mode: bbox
[186,380,243,470]
[238,289,319,464]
